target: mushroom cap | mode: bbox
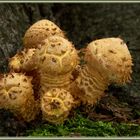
[23,19,65,49]
[0,73,39,122]
[87,37,133,85]
[0,73,33,109]
[9,48,37,72]
[35,35,78,76]
[41,88,74,124]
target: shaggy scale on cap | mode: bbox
[87,38,133,85]
[41,88,74,124]
[0,73,39,122]
[23,19,65,49]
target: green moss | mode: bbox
[114,123,140,137]
[25,111,140,137]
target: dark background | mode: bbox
[0,3,140,136]
[0,3,140,100]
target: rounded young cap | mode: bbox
[35,36,78,76]
[41,88,74,124]
[23,19,65,49]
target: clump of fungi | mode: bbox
[0,19,133,124]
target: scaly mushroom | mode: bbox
[0,73,39,122]
[23,19,65,49]
[41,88,74,124]
[34,35,79,94]
[9,48,37,72]
[87,37,133,85]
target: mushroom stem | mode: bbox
[40,72,72,95]
[70,48,109,105]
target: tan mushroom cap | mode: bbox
[23,19,65,49]
[9,48,37,72]
[0,73,33,107]
[35,35,78,76]
[87,37,133,85]
[41,88,74,124]
[0,73,39,122]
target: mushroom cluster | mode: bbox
[0,19,133,124]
